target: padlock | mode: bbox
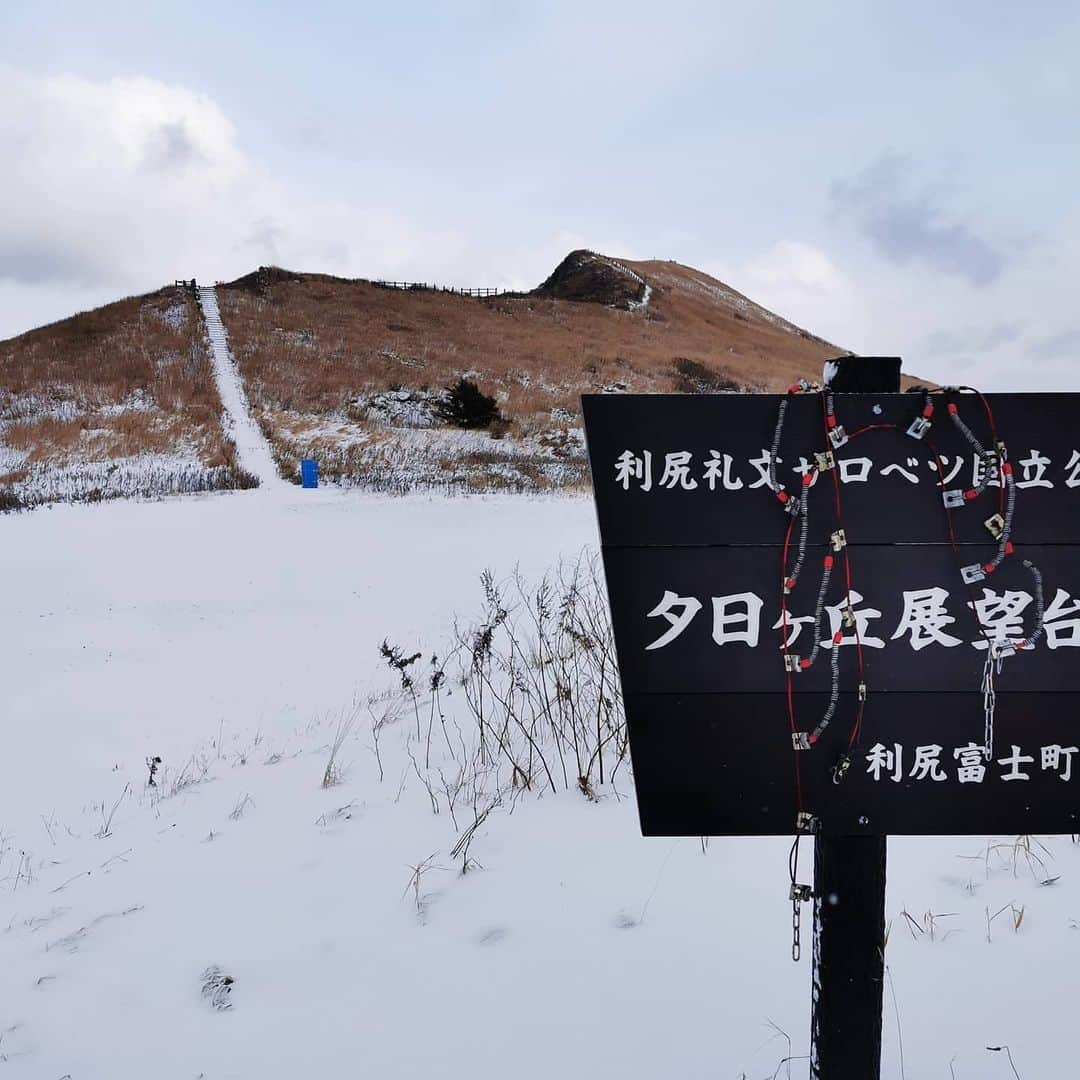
[789,883,813,903]
[906,416,932,439]
[792,732,812,750]
[827,425,848,449]
[814,450,835,472]
[830,529,847,551]
[784,654,803,673]
[831,753,853,785]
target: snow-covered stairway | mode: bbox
[197,285,281,487]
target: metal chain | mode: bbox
[768,399,788,494]
[811,629,842,742]
[984,467,1018,574]
[949,405,988,457]
[946,394,1044,743]
[982,649,997,760]
[775,388,1040,962]
[1020,559,1046,650]
[791,485,811,584]
[792,897,802,961]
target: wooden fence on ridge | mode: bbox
[372,281,503,298]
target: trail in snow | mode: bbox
[198,286,281,487]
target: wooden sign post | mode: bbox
[810,357,896,1079]
[583,367,1080,1078]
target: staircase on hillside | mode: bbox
[197,286,281,488]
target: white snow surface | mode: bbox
[2,487,1079,1077]
[198,286,281,487]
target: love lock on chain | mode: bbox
[789,883,813,961]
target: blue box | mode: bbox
[300,459,318,489]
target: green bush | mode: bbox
[0,488,25,513]
[436,378,501,429]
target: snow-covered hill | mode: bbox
[1,251,849,509]
[1,486,1077,1078]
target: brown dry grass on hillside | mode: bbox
[220,257,839,421]
[216,254,844,489]
[0,287,252,505]
[1,251,889,501]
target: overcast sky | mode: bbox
[2,1,1078,389]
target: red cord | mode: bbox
[779,410,898,762]
[778,388,1012,827]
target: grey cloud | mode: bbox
[0,237,110,286]
[830,156,1004,287]
[922,322,1021,355]
[241,219,284,262]
[142,121,205,173]
[1028,328,1080,359]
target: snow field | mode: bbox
[1,488,1078,1077]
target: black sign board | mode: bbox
[583,391,1080,837]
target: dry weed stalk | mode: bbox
[451,551,626,800]
[322,706,359,788]
[402,853,448,922]
[95,783,131,839]
[376,549,627,873]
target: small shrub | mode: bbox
[435,378,500,429]
[488,416,512,439]
[200,966,235,1010]
[0,488,25,513]
[671,357,742,394]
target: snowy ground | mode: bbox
[2,488,1079,1078]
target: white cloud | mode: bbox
[1,70,249,291]
[5,66,1080,396]
[708,241,867,352]
[707,213,1080,393]
[829,155,1005,287]
[0,69,580,337]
